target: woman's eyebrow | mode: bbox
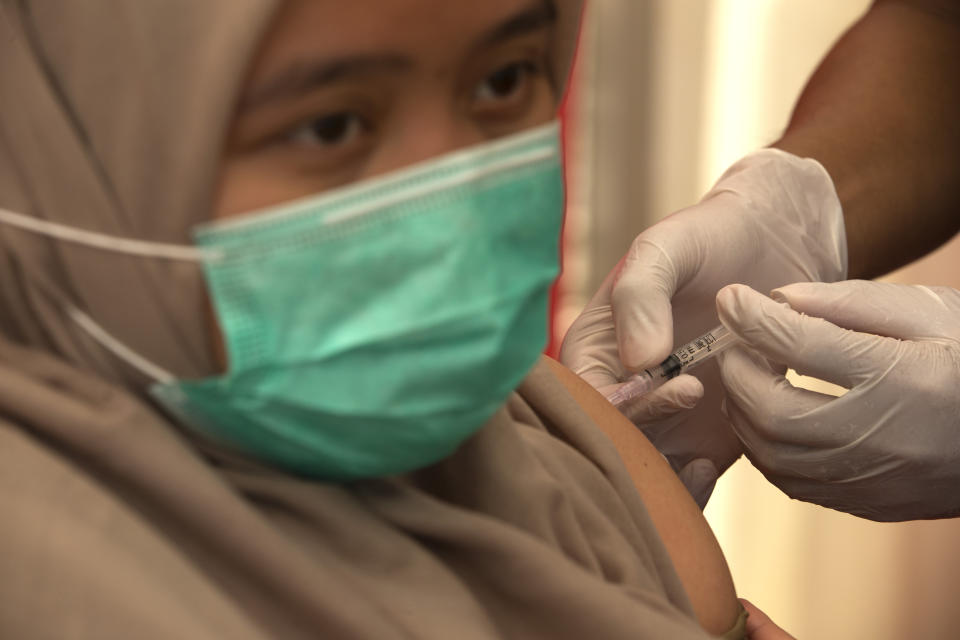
[475,2,557,49]
[240,54,412,111]
[239,3,556,113]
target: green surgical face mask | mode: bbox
[0,122,564,480]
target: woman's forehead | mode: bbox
[247,0,554,81]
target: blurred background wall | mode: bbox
[557,2,960,638]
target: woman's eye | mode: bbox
[474,61,539,104]
[286,112,367,148]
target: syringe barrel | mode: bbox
[605,369,666,407]
[668,324,735,374]
[606,324,737,408]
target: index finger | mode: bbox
[716,284,902,390]
[611,240,679,369]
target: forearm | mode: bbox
[773,0,960,279]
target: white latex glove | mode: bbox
[718,281,960,521]
[561,149,847,503]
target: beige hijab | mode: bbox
[0,2,721,638]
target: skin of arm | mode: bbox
[543,358,740,637]
[773,0,960,280]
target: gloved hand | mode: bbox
[717,281,960,521]
[560,149,847,502]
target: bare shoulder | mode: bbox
[543,357,740,637]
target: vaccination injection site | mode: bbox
[1,1,959,638]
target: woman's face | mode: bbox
[214,0,558,218]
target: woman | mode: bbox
[0,1,774,637]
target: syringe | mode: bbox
[606,324,738,408]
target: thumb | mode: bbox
[677,458,718,509]
[611,239,681,369]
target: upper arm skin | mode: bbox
[543,358,739,637]
[881,0,960,23]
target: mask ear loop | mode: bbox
[0,207,217,262]
[16,262,178,385]
[66,305,176,384]
[0,206,216,383]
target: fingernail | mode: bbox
[676,377,704,409]
[716,284,739,308]
[676,393,699,410]
[716,284,754,329]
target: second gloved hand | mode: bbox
[718,281,960,521]
[561,149,848,494]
